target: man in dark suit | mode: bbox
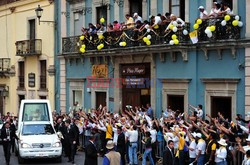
[55,117,66,156]
[9,119,16,153]
[1,121,18,165]
[163,140,175,165]
[84,134,98,165]
[65,119,78,164]
[116,126,126,165]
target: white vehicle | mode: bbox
[15,100,62,164]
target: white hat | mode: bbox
[198,6,204,9]
[170,14,175,17]
[106,140,115,149]
[218,138,228,146]
[196,133,202,138]
[133,13,138,17]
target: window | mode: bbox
[40,60,47,89]
[29,19,36,54]
[22,103,49,121]
[169,0,185,20]
[96,6,107,24]
[167,95,184,112]
[211,96,232,120]
[18,61,25,89]
[22,124,55,135]
[129,0,142,17]
[18,95,25,108]
[73,90,82,108]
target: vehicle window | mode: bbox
[23,103,49,121]
[22,124,55,135]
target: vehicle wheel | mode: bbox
[18,155,25,164]
[55,156,62,163]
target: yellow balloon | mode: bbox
[81,44,86,49]
[100,18,105,23]
[196,19,202,25]
[210,25,216,32]
[154,24,159,29]
[97,45,102,50]
[232,20,239,26]
[80,48,85,53]
[146,40,151,45]
[174,39,179,45]
[171,34,177,40]
[169,24,174,30]
[80,35,85,41]
[143,37,149,42]
[193,24,199,30]
[100,43,104,48]
[224,15,231,21]
[98,34,104,40]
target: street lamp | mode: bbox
[35,5,55,25]
[35,5,43,25]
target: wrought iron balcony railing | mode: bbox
[15,39,42,56]
[62,23,190,54]
[18,76,25,88]
[40,75,47,89]
[0,58,10,72]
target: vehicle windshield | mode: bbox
[22,124,55,135]
[22,103,49,121]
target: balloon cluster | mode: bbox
[143,35,152,46]
[221,15,243,27]
[97,43,104,50]
[169,34,179,45]
[193,19,202,30]
[80,35,85,41]
[119,42,127,47]
[169,21,178,32]
[80,44,86,53]
[205,25,216,38]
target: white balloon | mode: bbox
[119,42,123,46]
[235,15,240,21]
[221,20,227,26]
[205,28,211,34]
[173,27,178,32]
[238,21,243,27]
[147,29,151,33]
[207,32,212,38]
[183,29,188,35]
[145,24,149,29]
[169,40,174,45]
[147,35,152,40]
[172,21,178,27]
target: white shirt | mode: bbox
[112,127,118,145]
[166,18,185,30]
[153,16,162,26]
[200,10,208,19]
[196,139,206,155]
[134,16,142,23]
[210,8,221,17]
[225,8,233,15]
[215,147,227,162]
[127,130,138,143]
[195,108,203,118]
[189,140,197,158]
[149,129,157,143]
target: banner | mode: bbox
[189,30,198,44]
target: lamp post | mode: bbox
[35,5,56,25]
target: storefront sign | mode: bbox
[28,73,35,87]
[123,78,144,85]
[92,65,108,78]
[122,65,145,75]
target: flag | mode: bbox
[189,30,198,44]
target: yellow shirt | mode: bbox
[106,124,113,139]
[126,17,134,28]
[178,137,185,150]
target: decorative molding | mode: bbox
[89,57,95,65]
[201,48,208,60]
[66,78,86,82]
[160,78,192,83]
[201,78,241,84]
[160,53,165,62]
[171,52,177,62]
[231,47,236,59]
[181,50,188,61]
[48,0,54,4]
[103,56,108,65]
[217,49,222,60]
[47,65,55,76]
[9,7,16,13]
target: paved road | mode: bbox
[0,144,104,165]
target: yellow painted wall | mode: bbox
[0,0,55,116]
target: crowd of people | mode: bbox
[80,2,235,38]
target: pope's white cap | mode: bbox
[133,13,138,17]
[198,6,204,9]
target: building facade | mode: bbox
[0,0,56,116]
[56,0,250,119]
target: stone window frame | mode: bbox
[201,78,240,120]
[161,79,191,114]
[68,79,85,110]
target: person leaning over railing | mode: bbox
[164,15,185,32]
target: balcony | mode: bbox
[40,75,47,90]
[15,39,42,56]
[0,58,10,73]
[61,16,243,57]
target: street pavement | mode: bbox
[0,144,104,165]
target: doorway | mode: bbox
[29,19,36,53]
[96,92,106,109]
[18,95,25,108]
[211,96,232,120]
[96,6,107,24]
[129,0,142,17]
[167,95,184,112]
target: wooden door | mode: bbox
[96,92,106,109]
[29,19,36,53]
[122,89,140,110]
